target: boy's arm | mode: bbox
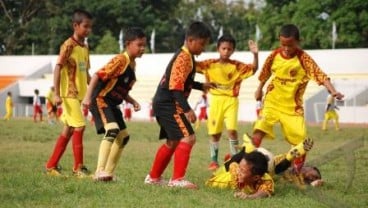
[124,95,140,112]
[248,40,259,73]
[254,51,275,101]
[323,79,344,100]
[82,74,99,108]
[53,64,62,105]
[234,190,270,199]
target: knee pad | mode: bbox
[103,123,120,142]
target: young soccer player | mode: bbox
[196,34,259,170]
[206,151,274,199]
[82,27,146,181]
[194,92,208,129]
[46,86,57,124]
[250,24,344,175]
[123,100,133,121]
[322,93,340,131]
[144,21,212,189]
[33,89,43,122]
[3,91,13,121]
[45,9,92,178]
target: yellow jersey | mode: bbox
[5,95,13,109]
[57,37,90,100]
[259,48,329,116]
[196,59,254,97]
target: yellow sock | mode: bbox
[96,140,113,172]
[105,137,123,174]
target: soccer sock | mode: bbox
[229,139,239,155]
[252,134,263,148]
[96,140,113,172]
[105,137,124,175]
[293,154,306,173]
[72,130,84,171]
[172,142,193,180]
[209,141,219,163]
[150,144,175,179]
[46,134,70,169]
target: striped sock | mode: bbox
[229,139,239,155]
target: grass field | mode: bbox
[0,119,367,208]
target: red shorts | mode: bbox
[34,105,43,114]
[124,109,132,119]
[198,107,207,120]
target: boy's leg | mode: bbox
[46,125,73,169]
[322,113,328,130]
[228,130,238,155]
[72,127,85,171]
[95,123,119,173]
[208,134,221,170]
[224,97,239,154]
[105,129,130,175]
[148,139,176,179]
[334,112,340,130]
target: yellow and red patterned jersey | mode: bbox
[259,48,329,116]
[196,59,254,97]
[57,37,90,100]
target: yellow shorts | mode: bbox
[207,95,238,135]
[324,111,338,120]
[60,98,85,127]
[253,107,306,145]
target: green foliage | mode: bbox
[92,30,119,54]
[0,119,368,207]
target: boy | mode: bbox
[33,89,43,122]
[194,92,208,129]
[3,91,13,120]
[251,24,344,175]
[206,151,273,199]
[322,93,340,131]
[45,9,92,178]
[196,34,259,170]
[46,86,57,124]
[82,27,146,181]
[144,21,212,189]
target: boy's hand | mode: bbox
[203,82,216,92]
[185,109,196,123]
[133,102,141,112]
[254,88,263,101]
[54,95,62,106]
[82,97,91,109]
[248,40,258,54]
[333,92,344,100]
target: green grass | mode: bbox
[0,119,367,208]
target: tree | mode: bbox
[93,30,119,54]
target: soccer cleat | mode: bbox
[45,166,64,177]
[168,178,198,189]
[93,171,114,182]
[287,138,314,160]
[223,153,231,162]
[242,133,256,153]
[73,165,92,179]
[208,161,219,171]
[144,174,167,186]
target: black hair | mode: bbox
[312,166,322,179]
[34,89,39,95]
[279,24,300,41]
[72,9,92,24]
[243,151,268,176]
[217,34,236,49]
[7,91,12,96]
[123,27,146,46]
[185,21,211,39]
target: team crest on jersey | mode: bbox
[228,73,233,79]
[290,69,297,77]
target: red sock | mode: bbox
[293,154,306,173]
[46,135,70,168]
[172,142,193,180]
[72,130,84,171]
[149,144,175,179]
[252,135,263,148]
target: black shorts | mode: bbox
[90,102,126,134]
[154,104,194,140]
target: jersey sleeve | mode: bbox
[56,41,74,67]
[300,52,329,85]
[233,60,254,79]
[257,178,274,196]
[196,59,217,73]
[96,54,129,82]
[169,52,193,91]
[258,50,277,83]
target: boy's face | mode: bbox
[126,37,147,58]
[187,37,209,55]
[279,36,299,58]
[73,18,92,39]
[217,41,234,60]
[238,159,258,185]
